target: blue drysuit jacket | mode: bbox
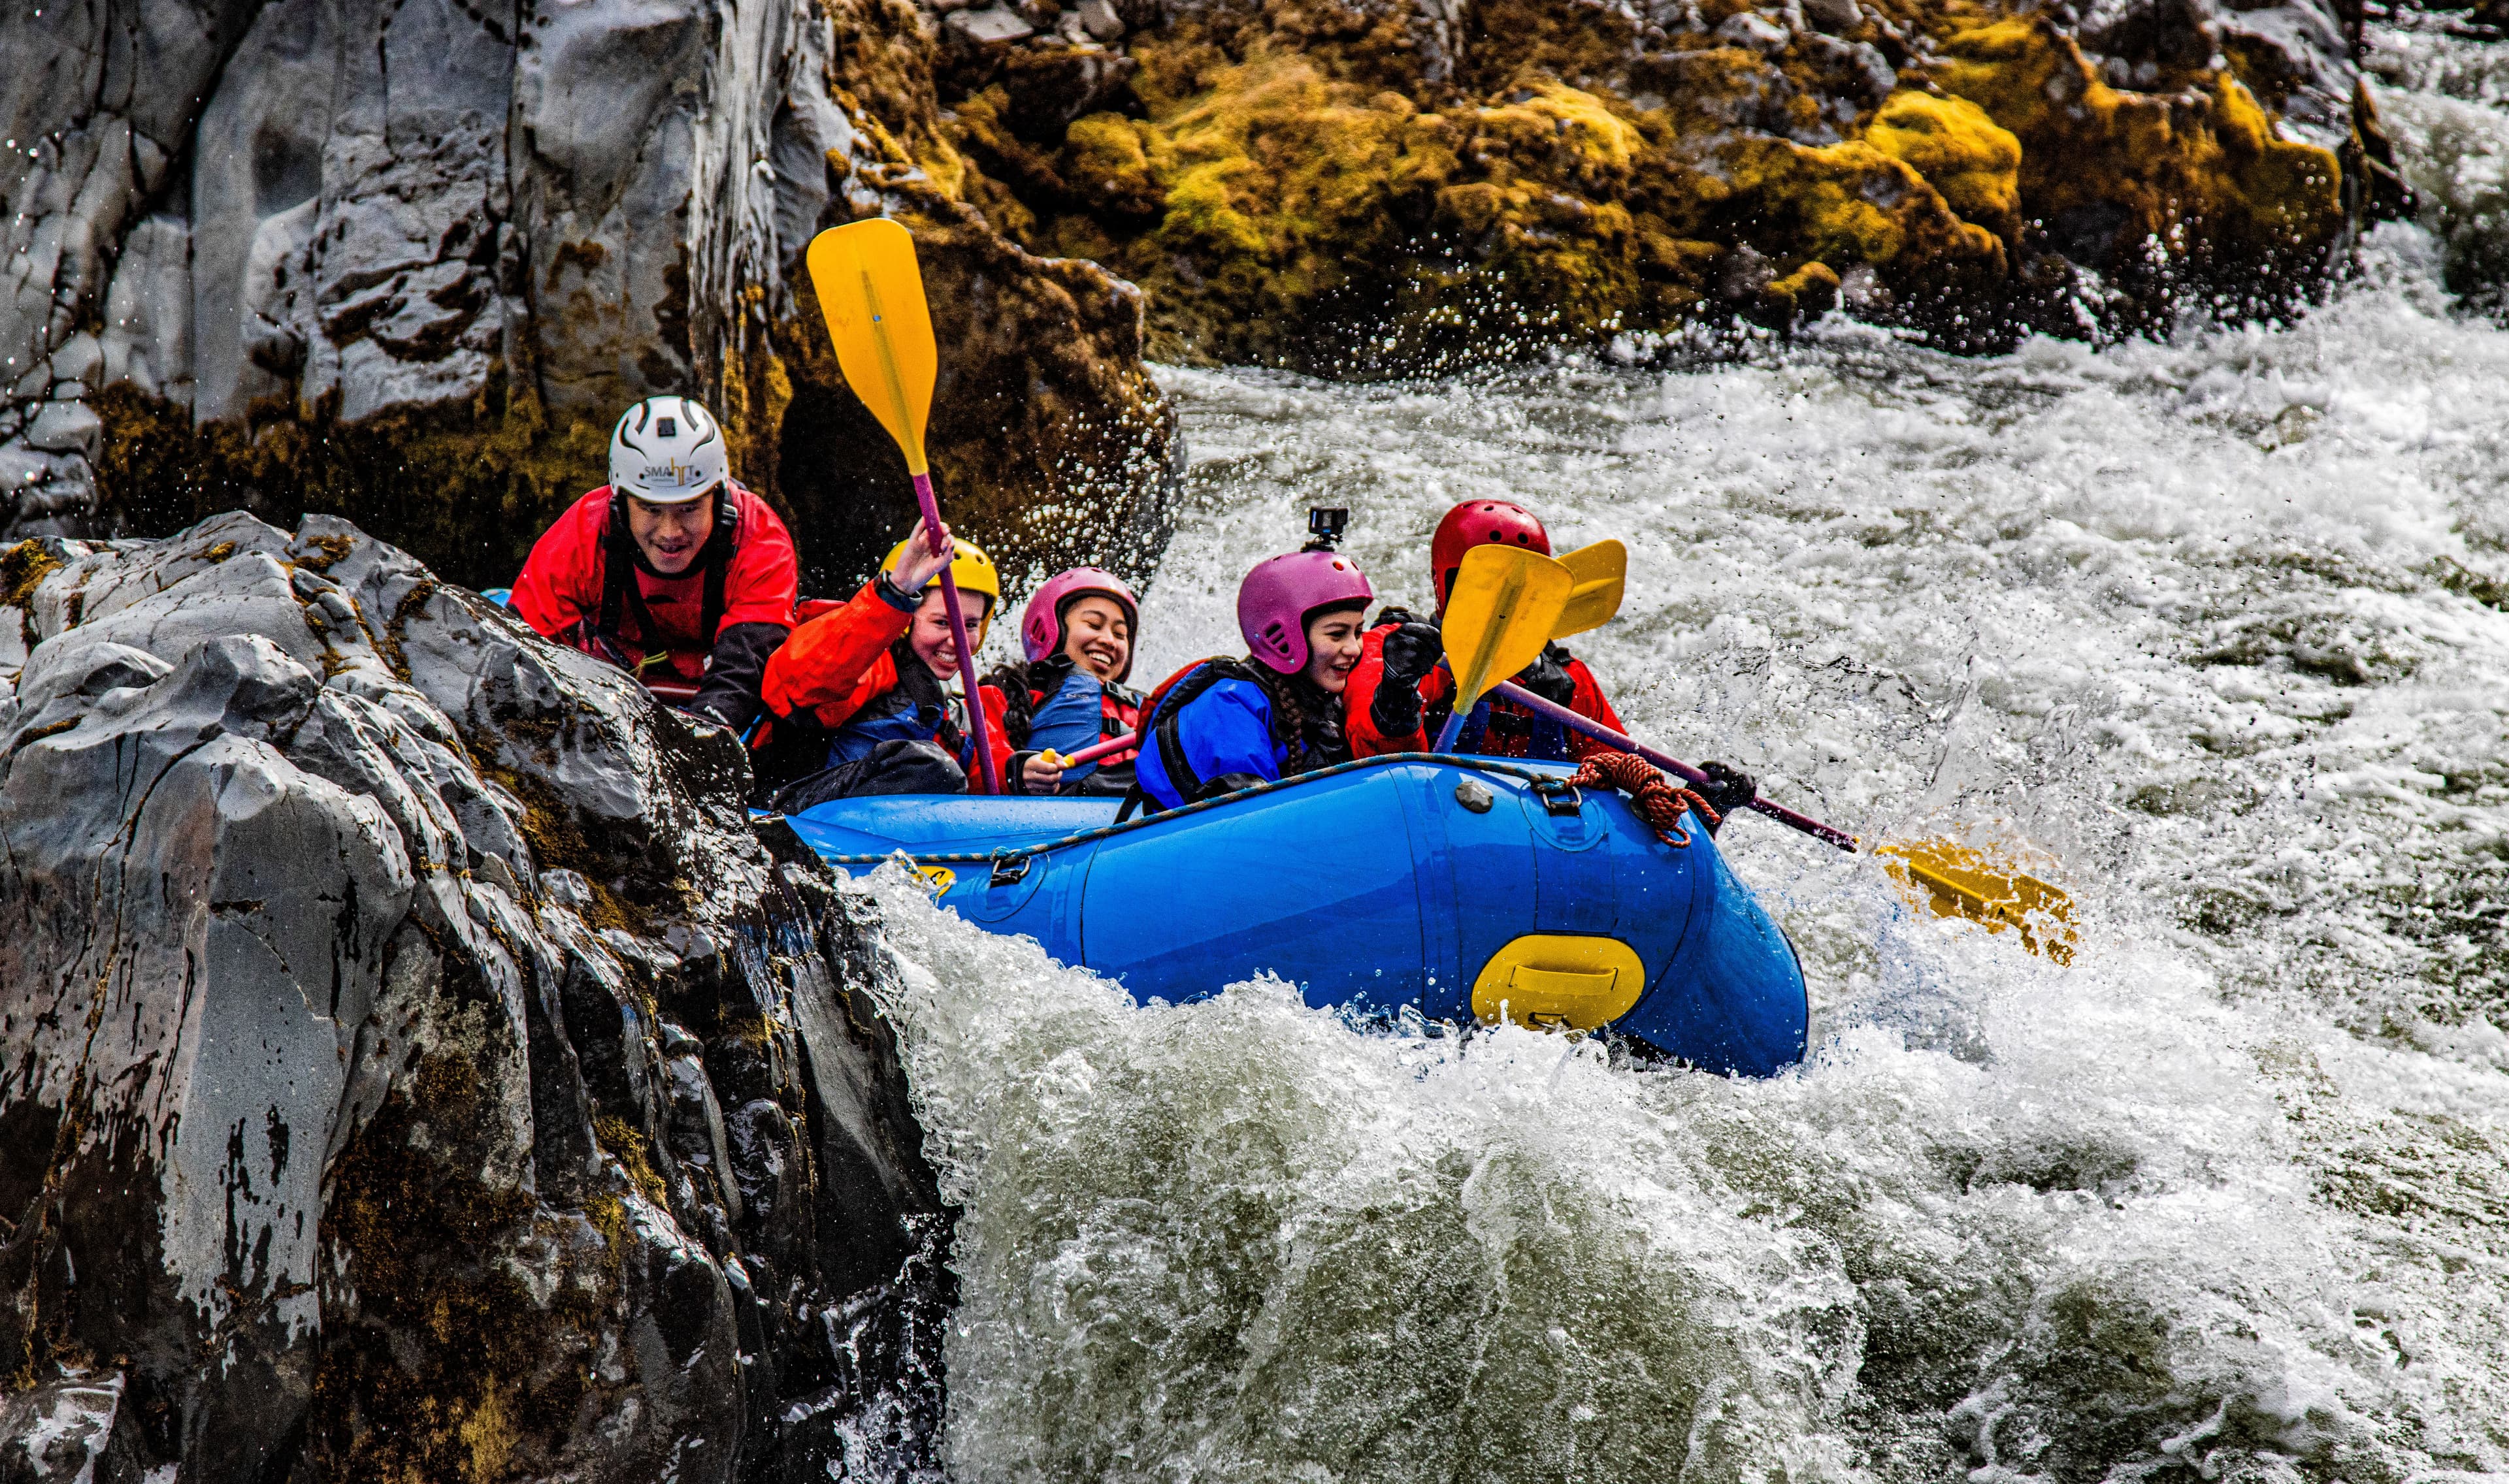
[1027,669,1113,782]
[1135,671,1289,809]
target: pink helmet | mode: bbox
[1238,550,1375,675]
[1021,568,1140,682]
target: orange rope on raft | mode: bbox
[1566,751,1720,848]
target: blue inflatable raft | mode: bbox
[786,755,1807,1076]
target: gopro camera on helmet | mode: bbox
[1305,507,1349,550]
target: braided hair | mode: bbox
[1263,668,1349,772]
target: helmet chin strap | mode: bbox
[614,485,733,579]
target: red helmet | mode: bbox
[1431,500,1551,608]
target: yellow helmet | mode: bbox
[881,532,1000,626]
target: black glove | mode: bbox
[1382,622,1441,684]
[1370,621,1443,738]
[1695,760,1756,827]
[1517,644,1578,707]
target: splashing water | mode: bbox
[868,26,2509,1479]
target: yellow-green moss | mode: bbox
[1,540,64,611]
[90,376,610,593]
[944,0,2353,361]
[1866,90,2024,241]
[593,1116,673,1210]
[311,1043,567,1482]
[1933,14,2342,277]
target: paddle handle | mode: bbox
[913,472,1000,795]
[1053,730,1141,767]
[1485,680,1858,853]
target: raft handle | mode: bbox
[988,852,1033,887]
[1531,779,1584,817]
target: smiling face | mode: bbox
[1059,594,1133,682]
[910,589,991,677]
[625,492,717,575]
[1302,609,1368,694]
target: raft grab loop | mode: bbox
[1564,751,1720,848]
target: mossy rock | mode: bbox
[942,0,2362,365]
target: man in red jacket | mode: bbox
[1344,500,1629,761]
[1347,498,1758,818]
[511,395,796,732]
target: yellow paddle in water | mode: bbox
[1451,535,2078,961]
[805,219,1003,794]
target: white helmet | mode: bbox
[608,396,728,505]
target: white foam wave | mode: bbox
[862,46,2509,1474]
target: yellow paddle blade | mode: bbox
[1875,840,2078,966]
[1554,539,1626,639]
[805,219,938,475]
[1443,545,1574,707]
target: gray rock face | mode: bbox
[0,515,948,1481]
[1,0,1179,599]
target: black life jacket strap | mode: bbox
[697,487,736,643]
[1144,658,1277,807]
[599,486,738,658]
[878,636,968,752]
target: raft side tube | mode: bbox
[789,758,1809,1074]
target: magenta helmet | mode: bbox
[1238,550,1375,675]
[1021,568,1141,681]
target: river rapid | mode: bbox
[864,18,2509,1481]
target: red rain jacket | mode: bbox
[760,580,1013,762]
[512,485,796,728]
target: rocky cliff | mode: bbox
[0,516,949,1481]
[0,0,1179,590]
[2,0,2415,561]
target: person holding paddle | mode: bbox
[1348,498,1757,822]
[510,396,797,732]
[983,568,1146,797]
[752,523,1030,810]
[1131,543,1377,810]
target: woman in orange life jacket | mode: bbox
[1345,498,1758,824]
[754,523,1040,812]
[510,395,796,732]
[1132,544,1375,811]
[981,568,1145,798]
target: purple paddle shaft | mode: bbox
[913,472,1001,795]
[1484,679,1858,852]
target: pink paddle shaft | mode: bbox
[914,472,1000,795]
[1485,679,1858,853]
[1057,730,1141,767]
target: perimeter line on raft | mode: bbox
[788,752,1631,871]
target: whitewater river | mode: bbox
[863,20,2509,1480]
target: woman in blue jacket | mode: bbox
[1134,546,1376,810]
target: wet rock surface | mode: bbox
[3,0,1177,592]
[942,0,2412,363]
[0,515,950,1481]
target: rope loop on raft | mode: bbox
[793,751,1730,876]
[1565,750,1719,848]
